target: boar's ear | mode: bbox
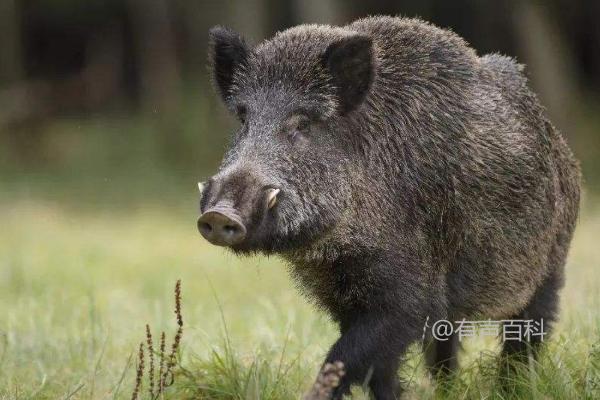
[208,26,249,103]
[322,34,374,114]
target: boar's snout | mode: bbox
[197,206,246,246]
[197,169,282,248]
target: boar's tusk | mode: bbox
[267,188,281,209]
[197,181,205,193]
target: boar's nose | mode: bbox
[197,207,246,246]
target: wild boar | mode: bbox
[198,16,581,399]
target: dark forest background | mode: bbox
[1,0,599,203]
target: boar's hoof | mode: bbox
[303,361,346,400]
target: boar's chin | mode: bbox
[227,226,324,256]
[227,240,279,257]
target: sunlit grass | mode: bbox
[0,193,598,399]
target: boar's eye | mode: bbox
[297,117,310,132]
[288,115,310,143]
[236,105,248,124]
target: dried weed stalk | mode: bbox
[130,280,183,400]
[131,342,145,400]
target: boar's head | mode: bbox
[198,26,375,254]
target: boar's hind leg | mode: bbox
[423,332,459,380]
[499,267,564,384]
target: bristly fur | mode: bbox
[204,16,581,399]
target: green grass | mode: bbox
[0,191,599,399]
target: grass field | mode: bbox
[1,188,599,399]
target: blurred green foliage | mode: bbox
[1,0,599,200]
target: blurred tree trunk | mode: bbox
[290,0,345,25]
[176,0,221,79]
[231,0,269,39]
[0,0,23,86]
[128,0,182,163]
[128,0,180,116]
[512,2,581,140]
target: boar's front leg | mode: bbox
[322,267,436,399]
[321,313,417,399]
